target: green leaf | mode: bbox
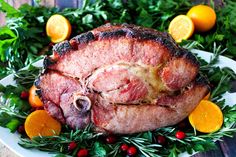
[223,104,236,127]
[168,145,178,157]
[136,8,153,27]
[82,14,93,24]
[93,142,107,157]
[0,0,19,17]
[193,143,205,152]
[0,27,17,61]
[6,118,20,132]
[215,34,224,41]
[141,131,153,143]
[0,112,12,127]
[0,26,16,38]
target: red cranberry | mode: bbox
[77,148,88,157]
[175,131,186,140]
[120,143,129,152]
[127,146,137,156]
[68,141,77,151]
[105,135,117,144]
[156,135,166,145]
[17,125,25,134]
[20,91,29,100]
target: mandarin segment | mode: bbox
[168,15,194,43]
[46,14,72,43]
[29,85,44,108]
[189,100,223,133]
[25,110,61,139]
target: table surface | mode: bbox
[0,0,236,157]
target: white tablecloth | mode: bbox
[0,142,18,157]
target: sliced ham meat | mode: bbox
[37,23,209,133]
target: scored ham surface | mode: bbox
[37,23,210,134]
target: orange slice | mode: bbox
[189,100,223,133]
[28,85,43,108]
[168,15,194,43]
[25,110,61,139]
[46,14,72,43]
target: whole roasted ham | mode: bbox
[36,24,209,134]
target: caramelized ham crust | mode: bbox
[37,23,209,133]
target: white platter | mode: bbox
[0,49,236,157]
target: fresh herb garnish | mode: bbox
[0,0,236,156]
[13,64,42,89]
[0,0,55,79]
[0,85,30,132]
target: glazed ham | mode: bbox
[36,24,209,134]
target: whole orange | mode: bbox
[187,5,216,32]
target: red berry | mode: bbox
[175,131,186,140]
[68,141,77,151]
[106,135,117,144]
[127,146,137,156]
[120,143,129,152]
[77,148,88,157]
[20,91,29,100]
[17,125,25,134]
[156,135,166,145]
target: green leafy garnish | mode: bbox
[0,85,30,132]
[0,0,236,156]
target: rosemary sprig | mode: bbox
[200,43,227,71]
[0,88,30,119]
[122,136,162,157]
[13,64,42,88]
[0,106,27,119]
[19,124,103,154]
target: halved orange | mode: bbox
[168,15,194,43]
[25,110,61,139]
[189,100,223,133]
[46,14,72,43]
